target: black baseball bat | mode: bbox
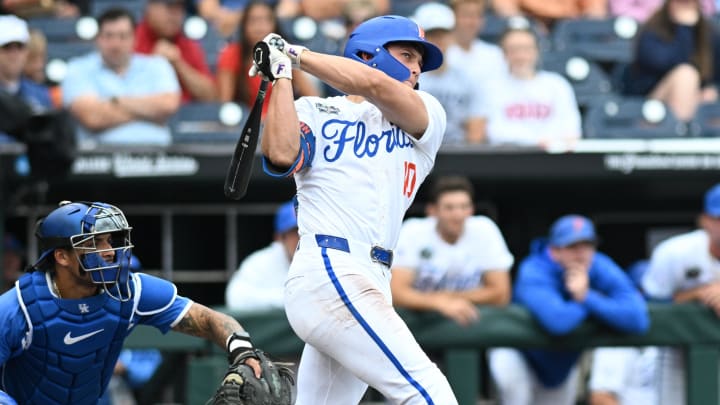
[223,42,273,200]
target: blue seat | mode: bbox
[47,41,94,61]
[691,102,720,137]
[541,51,612,108]
[479,13,550,50]
[27,17,84,42]
[197,23,230,72]
[91,0,145,20]
[552,17,636,64]
[583,96,688,139]
[170,102,249,143]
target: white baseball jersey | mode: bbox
[280,91,457,405]
[225,241,289,311]
[589,347,659,405]
[642,229,720,299]
[419,66,487,145]
[394,216,514,291]
[292,92,446,250]
[484,71,581,146]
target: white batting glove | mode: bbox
[248,42,292,82]
[261,33,307,68]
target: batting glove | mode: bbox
[261,33,307,68]
[249,41,292,82]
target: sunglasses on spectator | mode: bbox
[0,42,26,51]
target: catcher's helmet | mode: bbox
[35,201,134,301]
[343,15,443,82]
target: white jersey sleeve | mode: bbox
[466,216,514,271]
[642,238,683,300]
[413,90,447,155]
[642,230,718,300]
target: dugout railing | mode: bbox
[125,302,720,405]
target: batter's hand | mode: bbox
[249,41,292,82]
[261,33,307,68]
[435,296,479,326]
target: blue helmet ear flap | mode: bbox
[345,40,412,82]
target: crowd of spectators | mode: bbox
[1,0,719,151]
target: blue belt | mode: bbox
[314,234,394,267]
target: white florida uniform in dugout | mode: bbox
[394,216,514,291]
[271,91,456,405]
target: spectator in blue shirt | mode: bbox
[62,7,181,147]
[489,214,650,405]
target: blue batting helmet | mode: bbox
[34,201,134,301]
[343,15,443,82]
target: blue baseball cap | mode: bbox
[704,184,720,217]
[548,214,597,247]
[274,201,297,234]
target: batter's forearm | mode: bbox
[262,79,301,168]
[173,303,246,350]
[297,50,377,96]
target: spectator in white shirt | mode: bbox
[484,27,581,150]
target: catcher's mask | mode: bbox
[34,201,134,301]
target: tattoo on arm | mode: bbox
[173,303,244,350]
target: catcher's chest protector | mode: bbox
[3,272,133,405]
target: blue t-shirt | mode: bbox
[61,52,180,146]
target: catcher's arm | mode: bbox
[173,302,261,377]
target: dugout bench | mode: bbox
[125,303,720,405]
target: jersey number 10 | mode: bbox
[403,161,417,197]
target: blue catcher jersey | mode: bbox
[0,271,192,404]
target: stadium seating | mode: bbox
[691,102,720,137]
[583,96,688,139]
[479,13,551,50]
[91,0,146,20]
[170,102,248,143]
[541,51,612,109]
[552,17,637,65]
[27,17,87,42]
[46,41,94,61]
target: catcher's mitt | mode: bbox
[207,349,294,405]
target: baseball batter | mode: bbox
[252,15,458,405]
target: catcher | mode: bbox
[0,200,292,405]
